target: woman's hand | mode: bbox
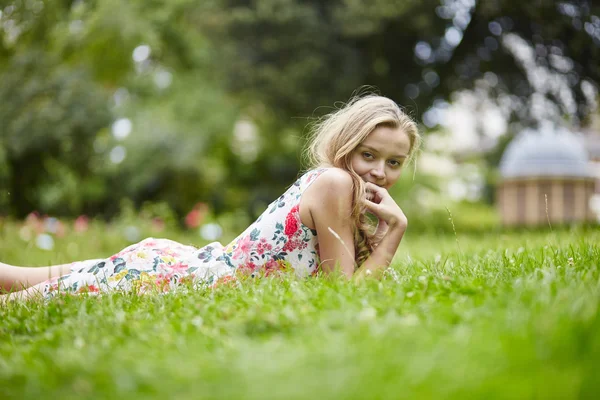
[363,182,407,231]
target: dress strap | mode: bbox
[298,168,329,193]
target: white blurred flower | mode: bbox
[36,234,54,251]
[112,118,132,140]
[110,146,127,164]
[124,226,140,242]
[154,69,173,89]
[45,217,59,233]
[200,223,223,241]
[132,44,151,63]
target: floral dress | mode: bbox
[40,168,329,298]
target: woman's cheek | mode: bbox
[388,171,402,187]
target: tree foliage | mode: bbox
[0,49,111,215]
[0,0,241,218]
[200,0,599,124]
[0,0,598,219]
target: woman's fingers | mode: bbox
[365,182,388,203]
[365,182,387,195]
[363,198,383,215]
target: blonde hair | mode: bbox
[303,94,421,266]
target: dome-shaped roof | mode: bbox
[500,125,593,179]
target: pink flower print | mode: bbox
[78,284,100,294]
[264,259,291,277]
[139,239,159,249]
[264,259,279,271]
[256,238,272,255]
[233,235,252,260]
[284,205,300,237]
[283,236,307,253]
[210,275,237,288]
[166,262,189,274]
[110,252,124,261]
[155,273,173,291]
[237,262,258,276]
[283,238,297,252]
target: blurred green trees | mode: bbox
[0,50,111,216]
[202,0,599,123]
[0,0,241,218]
[0,0,598,221]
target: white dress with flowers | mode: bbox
[40,168,329,298]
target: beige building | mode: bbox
[497,126,596,227]
[586,133,600,217]
[586,134,600,190]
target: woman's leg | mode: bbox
[0,261,76,293]
[0,283,46,304]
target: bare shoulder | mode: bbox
[299,168,354,229]
[308,168,353,194]
[305,168,353,203]
[300,168,354,229]
[302,168,357,277]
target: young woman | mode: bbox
[0,94,420,302]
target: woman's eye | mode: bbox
[388,160,401,167]
[362,152,373,159]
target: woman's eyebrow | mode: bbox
[360,145,379,153]
[360,145,407,159]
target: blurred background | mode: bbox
[1,0,599,246]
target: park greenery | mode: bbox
[1,221,599,399]
[1,0,599,222]
[2,2,600,397]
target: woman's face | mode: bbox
[350,126,411,189]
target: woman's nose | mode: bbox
[370,164,385,178]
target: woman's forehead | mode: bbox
[360,126,411,154]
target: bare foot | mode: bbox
[1,285,45,304]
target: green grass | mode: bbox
[1,220,600,399]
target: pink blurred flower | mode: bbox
[151,217,165,232]
[55,220,67,238]
[185,203,208,229]
[74,215,90,233]
[25,211,44,234]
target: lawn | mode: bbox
[1,220,599,399]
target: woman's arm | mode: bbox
[304,170,407,280]
[352,221,405,281]
[303,169,357,278]
[352,182,407,281]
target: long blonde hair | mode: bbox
[303,94,421,266]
